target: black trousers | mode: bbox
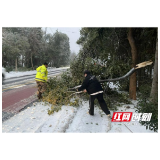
[89,93,110,115]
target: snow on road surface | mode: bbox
[5,67,70,79]
[2,100,155,133]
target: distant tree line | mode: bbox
[2,27,71,71]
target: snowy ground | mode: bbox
[2,100,156,133]
[2,68,156,133]
[5,67,70,79]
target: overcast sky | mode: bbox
[42,27,81,54]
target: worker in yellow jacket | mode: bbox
[35,62,48,99]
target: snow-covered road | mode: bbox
[4,67,70,79]
[2,67,69,92]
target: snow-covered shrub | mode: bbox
[136,84,158,132]
[5,66,14,72]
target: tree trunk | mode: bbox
[15,58,17,72]
[2,52,3,66]
[150,38,158,101]
[137,49,141,89]
[127,28,138,100]
[22,55,23,67]
[31,52,34,70]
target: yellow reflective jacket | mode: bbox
[35,65,48,82]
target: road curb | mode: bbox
[2,98,39,122]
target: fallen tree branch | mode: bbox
[99,67,135,82]
[68,60,153,90]
[100,60,153,82]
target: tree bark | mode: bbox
[15,58,17,72]
[137,51,141,89]
[31,52,34,70]
[22,55,23,67]
[127,28,138,100]
[2,52,4,67]
[150,38,158,101]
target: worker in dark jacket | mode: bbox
[78,70,111,120]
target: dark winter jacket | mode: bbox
[78,75,103,94]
